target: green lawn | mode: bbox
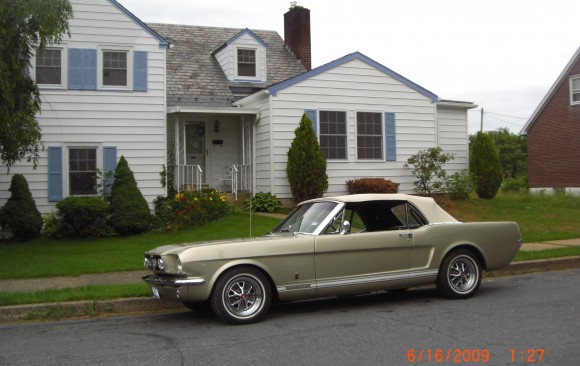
[448,192,580,243]
[0,212,281,280]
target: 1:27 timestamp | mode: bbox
[510,348,545,363]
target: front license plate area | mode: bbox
[152,287,160,299]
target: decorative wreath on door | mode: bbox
[197,126,205,135]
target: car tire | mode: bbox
[210,267,271,325]
[437,249,482,299]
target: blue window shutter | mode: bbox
[68,49,82,89]
[384,112,397,161]
[103,147,117,196]
[305,109,318,137]
[133,51,148,92]
[82,49,97,90]
[47,147,63,202]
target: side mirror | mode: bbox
[340,221,351,235]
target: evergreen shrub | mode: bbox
[286,113,328,202]
[0,174,43,240]
[470,132,503,199]
[109,156,152,235]
[55,196,110,237]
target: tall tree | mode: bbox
[486,128,527,178]
[0,0,73,169]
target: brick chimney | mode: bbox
[284,2,311,70]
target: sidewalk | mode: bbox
[1,239,580,323]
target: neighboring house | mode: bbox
[0,0,168,214]
[521,46,580,195]
[150,4,475,203]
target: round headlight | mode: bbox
[177,257,182,273]
[158,258,164,270]
[144,257,150,268]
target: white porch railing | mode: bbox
[231,164,251,200]
[176,165,202,191]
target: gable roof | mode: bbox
[148,23,306,108]
[211,28,268,55]
[267,51,439,103]
[108,0,169,49]
[521,46,580,135]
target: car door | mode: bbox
[313,202,413,297]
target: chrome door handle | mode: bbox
[399,233,413,239]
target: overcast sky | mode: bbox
[119,0,579,134]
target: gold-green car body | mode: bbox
[143,194,522,323]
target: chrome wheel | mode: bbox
[447,255,478,293]
[211,267,271,324]
[223,275,264,318]
[437,249,482,299]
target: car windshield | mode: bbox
[271,201,339,234]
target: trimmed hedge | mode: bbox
[0,174,43,240]
[55,196,111,238]
[346,178,399,194]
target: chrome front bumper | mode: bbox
[142,274,205,287]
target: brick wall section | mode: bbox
[527,59,580,188]
[284,5,311,71]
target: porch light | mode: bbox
[214,120,220,132]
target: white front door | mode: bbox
[185,122,205,182]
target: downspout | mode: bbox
[253,113,260,196]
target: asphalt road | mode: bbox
[1,270,579,366]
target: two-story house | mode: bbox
[0,0,169,213]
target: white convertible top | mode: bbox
[302,194,459,224]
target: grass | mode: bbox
[0,284,150,306]
[447,192,580,243]
[0,212,281,280]
[514,246,580,262]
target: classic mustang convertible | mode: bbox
[143,194,522,324]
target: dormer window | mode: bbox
[237,49,256,77]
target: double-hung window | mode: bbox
[356,112,383,160]
[571,76,580,105]
[237,49,256,77]
[103,51,128,86]
[69,148,97,195]
[319,111,347,160]
[35,48,62,85]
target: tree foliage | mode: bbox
[286,114,328,202]
[109,156,152,235]
[0,174,43,240]
[470,132,503,199]
[405,147,454,196]
[0,0,73,169]
[469,128,527,178]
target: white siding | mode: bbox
[0,0,167,213]
[268,59,439,198]
[436,107,470,174]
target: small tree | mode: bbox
[470,132,503,199]
[286,114,328,202]
[405,147,454,196]
[0,174,42,240]
[109,156,151,235]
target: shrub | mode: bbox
[151,195,175,231]
[0,174,42,240]
[109,156,152,235]
[501,176,528,193]
[405,147,454,196]
[470,132,503,199]
[243,192,282,212]
[346,178,399,194]
[170,189,232,230]
[286,113,328,202]
[444,171,473,201]
[54,196,111,237]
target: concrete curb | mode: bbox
[2,256,580,324]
